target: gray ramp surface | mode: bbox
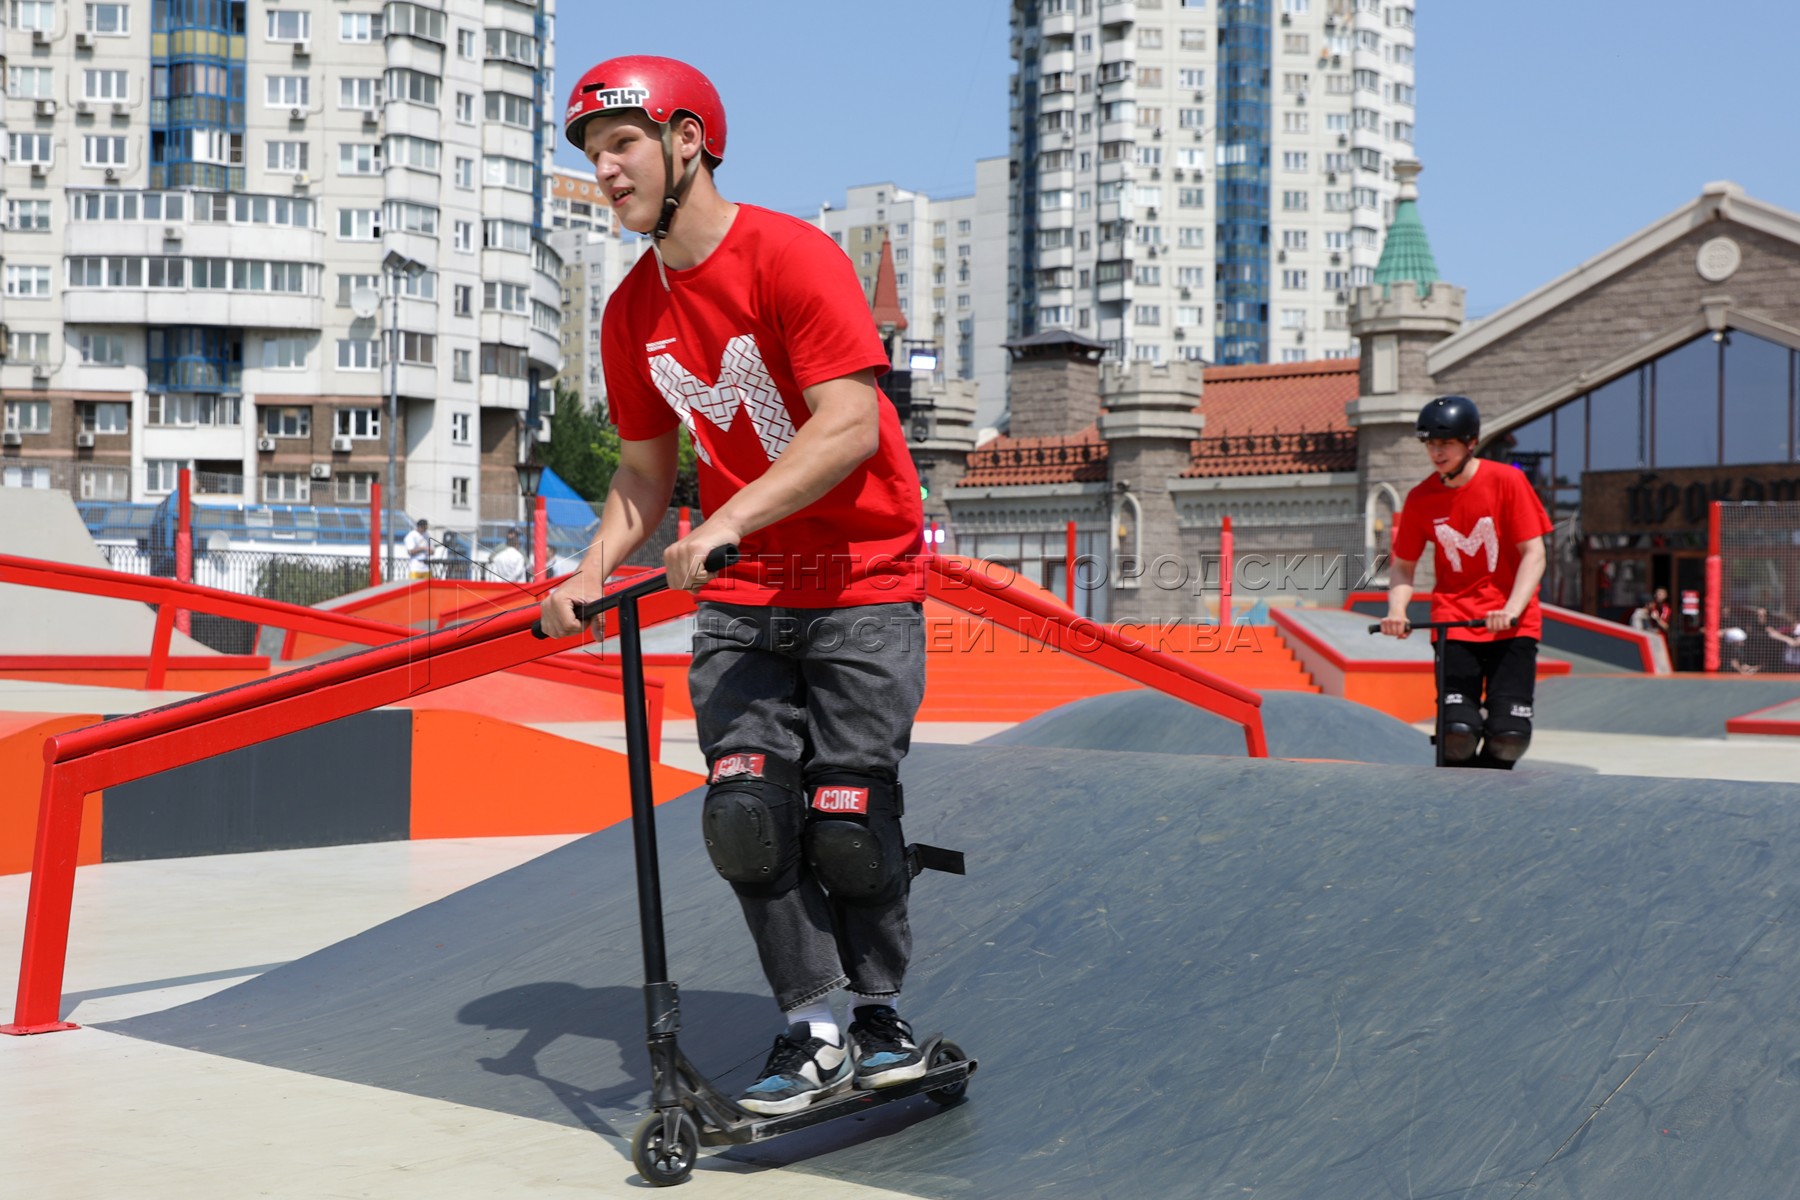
[1534,674,1800,736]
[108,747,1800,1198]
[983,687,1434,764]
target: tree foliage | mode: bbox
[542,383,699,510]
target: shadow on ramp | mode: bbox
[106,746,1800,1198]
[984,688,1435,764]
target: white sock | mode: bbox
[851,994,901,1020]
[782,998,840,1047]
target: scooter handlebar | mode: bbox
[531,544,740,639]
[1366,618,1492,634]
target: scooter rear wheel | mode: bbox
[926,1041,971,1106]
[632,1111,699,1187]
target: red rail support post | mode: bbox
[0,765,90,1034]
[369,481,383,588]
[1219,515,1234,628]
[533,494,549,583]
[145,602,175,690]
[1704,501,1722,672]
[678,506,692,540]
[175,468,193,635]
[1065,520,1077,610]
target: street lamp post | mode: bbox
[515,448,546,583]
[381,250,428,581]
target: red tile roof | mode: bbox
[1184,358,1360,478]
[956,426,1110,488]
[952,358,1361,488]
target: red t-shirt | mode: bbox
[1392,460,1554,641]
[602,205,924,607]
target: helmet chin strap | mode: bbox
[1439,442,1475,485]
[648,121,705,292]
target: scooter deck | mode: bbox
[691,1037,977,1147]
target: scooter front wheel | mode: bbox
[632,1110,699,1187]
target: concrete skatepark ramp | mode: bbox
[985,688,1435,764]
[104,742,1800,1197]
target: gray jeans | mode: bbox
[691,601,926,1011]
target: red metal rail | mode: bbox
[0,567,694,1035]
[927,556,1267,756]
[5,552,1264,1035]
[0,553,651,701]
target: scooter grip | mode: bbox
[529,544,741,638]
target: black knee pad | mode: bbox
[1440,691,1482,765]
[1482,701,1533,766]
[803,771,909,907]
[702,752,804,895]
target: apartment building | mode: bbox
[546,163,640,418]
[812,158,1012,432]
[1012,0,1417,367]
[0,0,562,538]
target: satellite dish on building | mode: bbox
[350,286,381,320]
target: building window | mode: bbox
[337,339,380,370]
[82,135,128,167]
[450,477,470,509]
[338,207,380,240]
[1282,269,1309,290]
[1282,151,1309,172]
[4,264,51,297]
[144,460,187,494]
[78,334,127,366]
[338,142,382,175]
[79,466,130,500]
[8,2,54,32]
[340,12,384,41]
[85,2,129,33]
[83,69,128,100]
[267,141,309,172]
[449,411,472,444]
[390,331,436,366]
[452,348,473,382]
[457,27,478,58]
[454,221,475,253]
[456,91,475,123]
[78,402,129,433]
[4,399,51,434]
[265,9,309,41]
[266,75,310,108]
[335,407,382,439]
[263,337,308,370]
[333,472,376,504]
[263,407,311,438]
[1281,190,1309,211]
[262,473,311,503]
[1133,305,1162,327]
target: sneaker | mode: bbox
[848,1005,927,1088]
[736,1023,852,1116]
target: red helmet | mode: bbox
[563,55,727,161]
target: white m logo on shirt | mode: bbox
[648,335,797,465]
[1433,515,1499,573]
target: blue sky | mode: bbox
[553,0,1800,318]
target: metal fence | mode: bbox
[1718,501,1800,674]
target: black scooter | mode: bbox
[534,547,976,1186]
[1366,617,1490,767]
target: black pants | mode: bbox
[1440,636,1537,769]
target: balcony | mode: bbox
[1099,1,1137,27]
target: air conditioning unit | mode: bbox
[1295,331,1306,344]
[1174,328,1186,340]
[1193,129,1204,141]
[1330,252,1342,265]
[1193,90,1206,101]
[1179,287,1192,300]
[1172,168,1185,181]
[30,162,49,177]
[1335,290,1349,303]
[1277,249,1287,263]
[74,31,95,50]
[163,225,183,241]
[104,167,117,181]
[293,171,311,187]
[256,437,278,452]
[2,431,21,445]
[1327,171,1338,184]
[289,107,305,121]
[292,39,311,58]
[76,432,96,448]
[1338,134,1348,146]
[1332,54,1343,67]
[309,462,332,481]
[111,101,128,116]
[330,435,354,452]
[74,99,92,115]
[1146,207,1158,219]
[32,28,51,45]
[1150,167,1161,180]
[35,98,56,117]
[362,109,379,126]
